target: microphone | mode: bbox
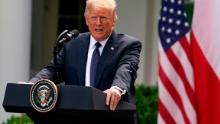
[53,29,79,82]
[54,29,79,55]
[57,29,79,44]
[56,29,68,41]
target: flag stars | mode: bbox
[175,30,180,35]
[177,10,182,15]
[178,0,182,5]
[169,8,174,14]
[176,20,181,25]
[159,0,190,51]
[167,28,172,34]
[161,27,166,32]
[162,17,166,22]
[163,6,168,12]
[168,18,173,23]
[184,12,187,17]
[170,0,175,3]
[184,22,189,27]
[166,38,171,43]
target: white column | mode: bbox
[116,0,160,86]
[0,0,32,123]
[116,0,147,85]
[144,0,161,86]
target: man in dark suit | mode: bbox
[30,0,142,111]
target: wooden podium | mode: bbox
[3,83,136,124]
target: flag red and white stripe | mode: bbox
[158,34,196,124]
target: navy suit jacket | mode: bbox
[30,31,142,104]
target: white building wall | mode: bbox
[0,0,32,122]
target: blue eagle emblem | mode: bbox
[30,79,58,113]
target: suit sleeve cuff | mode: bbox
[110,86,126,95]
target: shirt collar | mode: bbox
[89,34,111,49]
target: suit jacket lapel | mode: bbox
[78,33,90,85]
[95,32,117,87]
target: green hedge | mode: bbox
[2,114,33,124]
[136,85,158,124]
[3,86,158,124]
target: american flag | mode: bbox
[158,0,197,123]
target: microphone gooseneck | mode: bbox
[58,29,79,44]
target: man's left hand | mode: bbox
[104,88,121,111]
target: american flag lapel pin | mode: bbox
[110,46,114,51]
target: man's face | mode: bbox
[85,7,116,41]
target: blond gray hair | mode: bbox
[84,0,118,21]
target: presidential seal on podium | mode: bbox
[30,79,58,113]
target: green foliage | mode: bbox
[185,1,194,27]
[2,114,33,124]
[136,85,158,124]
